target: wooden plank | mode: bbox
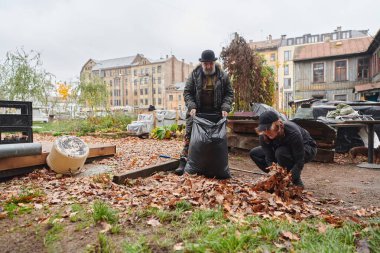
[227,132,259,150]
[113,160,179,184]
[0,143,116,171]
[314,148,335,163]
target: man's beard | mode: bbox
[202,64,216,76]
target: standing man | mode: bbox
[249,111,317,187]
[174,50,234,175]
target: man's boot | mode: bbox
[290,168,304,188]
[174,157,187,176]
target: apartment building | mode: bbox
[80,54,193,109]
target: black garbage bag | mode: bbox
[184,113,230,179]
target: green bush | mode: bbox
[33,113,134,136]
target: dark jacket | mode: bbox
[184,64,234,112]
[260,121,317,171]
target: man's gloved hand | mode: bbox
[190,109,196,117]
[222,111,228,117]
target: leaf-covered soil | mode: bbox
[0,134,379,252]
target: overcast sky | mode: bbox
[0,0,379,82]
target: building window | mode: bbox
[158,77,161,84]
[134,90,137,96]
[145,99,148,105]
[134,70,137,76]
[158,87,162,94]
[284,65,289,76]
[334,94,347,101]
[358,58,369,79]
[313,62,324,83]
[341,31,350,39]
[134,100,137,105]
[140,99,143,105]
[284,92,293,109]
[287,39,294,46]
[153,77,156,84]
[153,88,156,94]
[145,88,148,95]
[125,78,128,84]
[335,60,347,81]
[284,78,291,89]
[144,78,148,84]
[125,99,128,105]
[140,78,143,84]
[109,80,112,86]
[140,69,144,75]
[169,95,173,101]
[140,89,143,95]
[134,79,138,85]
[158,98,162,104]
[178,95,181,101]
[284,51,291,61]
[145,68,149,74]
[126,89,128,95]
[152,67,156,73]
[157,65,162,73]
[295,38,303,44]
[270,53,275,61]
[308,35,319,43]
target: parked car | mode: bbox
[32,108,49,123]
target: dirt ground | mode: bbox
[1,135,380,252]
[229,150,380,213]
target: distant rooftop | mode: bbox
[293,37,372,61]
[92,55,137,71]
[249,36,282,51]
[280,27,368,47]
[248,27,369,50]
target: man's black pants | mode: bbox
[249,145,317,172]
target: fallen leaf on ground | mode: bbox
[147,218,161,227]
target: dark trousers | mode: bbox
[249,145,316,173]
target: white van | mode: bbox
[33,107,49,123]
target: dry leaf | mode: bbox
[317,223,328,234]
[34,203,43,210]
[147,218,161,227]
[281,231,300,241]
[356,208,367,217]
[100,221,112,233]
[173,242,184,251]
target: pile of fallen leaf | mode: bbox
[34,134,183,174]
[252,164,303,201]
[1,157,379,224]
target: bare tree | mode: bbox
[221,33,275,111]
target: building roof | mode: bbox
[354,82,380,92]
[293,37,372,61]
[92,55,137,70]
[367,29,380,54]
[249,38,282,51]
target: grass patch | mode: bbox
[122,237,151,253]
[98,233,114,253]
[33,113,134,136]
[44,222,64,250]
[92,201,118,225]
[120,207,380,253]
[3,187,44,218]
